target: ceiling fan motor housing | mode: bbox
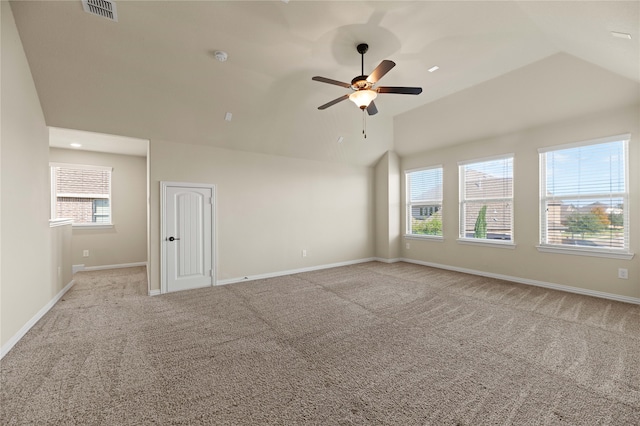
[351,76,372,90]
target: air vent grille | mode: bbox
[81,0,118,22]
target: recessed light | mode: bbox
[70,143,82,148]
[428,66,439,73]
[611,31,632,39]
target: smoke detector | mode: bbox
[81,0,118,22]
[214,51,228,62]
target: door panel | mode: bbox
[177,191,203,278]
[164,184,213,293]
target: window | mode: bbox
[539,134,630,257]
[459,155,513,243]
[50,163,112,226]
[406,166,443,237]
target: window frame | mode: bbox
[537,134,633,260]
[458,154,515,248]
[405,165,444,240]
[50,162,114,228]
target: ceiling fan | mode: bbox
[312,43,422,116]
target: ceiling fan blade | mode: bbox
[312,76,351,88]
[366,60,395,84]
[377,86,423,95]
[318,94,349,110]
[366,101,378,116]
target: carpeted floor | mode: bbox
[1,262,639,425]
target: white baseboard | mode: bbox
[217,257,378,286]
[373,257,402,264]
[1,279,75,360]
[76,262,147,273]
[400,258,640,305]
[148,289,161,296]
[72,264,85,274]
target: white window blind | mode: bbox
[459,155,513,242]
[406,166,443,237]
[539,135,629,252]
[50,163,113,226]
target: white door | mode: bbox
[161,183,215,293]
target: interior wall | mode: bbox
[50,223,73,293]
[374,153,390,259]
[397,104,640,300]
[49,148,147,268]
[374,151,401,260]
[148,139,375,292]
[388,152,401,260]
[1,2,54,348]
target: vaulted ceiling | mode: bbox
[10,1,640,166]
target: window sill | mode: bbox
[72,224,114,230]
[457,238,516,249]
[536,245,634,260]
[404,234,444,242]
[49,218,73,228]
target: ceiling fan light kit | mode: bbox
[349,89,377,109]
[312,43,422,137]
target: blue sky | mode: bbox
[545,140,626,197]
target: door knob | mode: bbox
[168,236,180,241]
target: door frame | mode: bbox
[160,181,216,294]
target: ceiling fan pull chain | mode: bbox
[363,110,367,139]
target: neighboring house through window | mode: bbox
[459,155,514,243]
[50,163,113,226]
[539,134,631,258]
[406,166,443,237]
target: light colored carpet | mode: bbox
[1,262,639,425]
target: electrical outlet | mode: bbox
[302,249,307,258]
[618,268,628,279]
[406,242,410,250]
[83,250,89,257]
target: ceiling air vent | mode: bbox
[81,0,118,22]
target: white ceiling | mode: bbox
[10,0,640,166]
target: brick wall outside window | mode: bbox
[51,165,111,224]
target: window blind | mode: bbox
[539,135,629,251]
[406,166,443,237]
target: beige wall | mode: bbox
[50,223,73,292]
[49,148,148,268]
[397,104,640,299]
[388,152,401,260]
[374,151,401,260]
[1,2,55,348]
[374,153,390,259]
[148,139,375,292]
